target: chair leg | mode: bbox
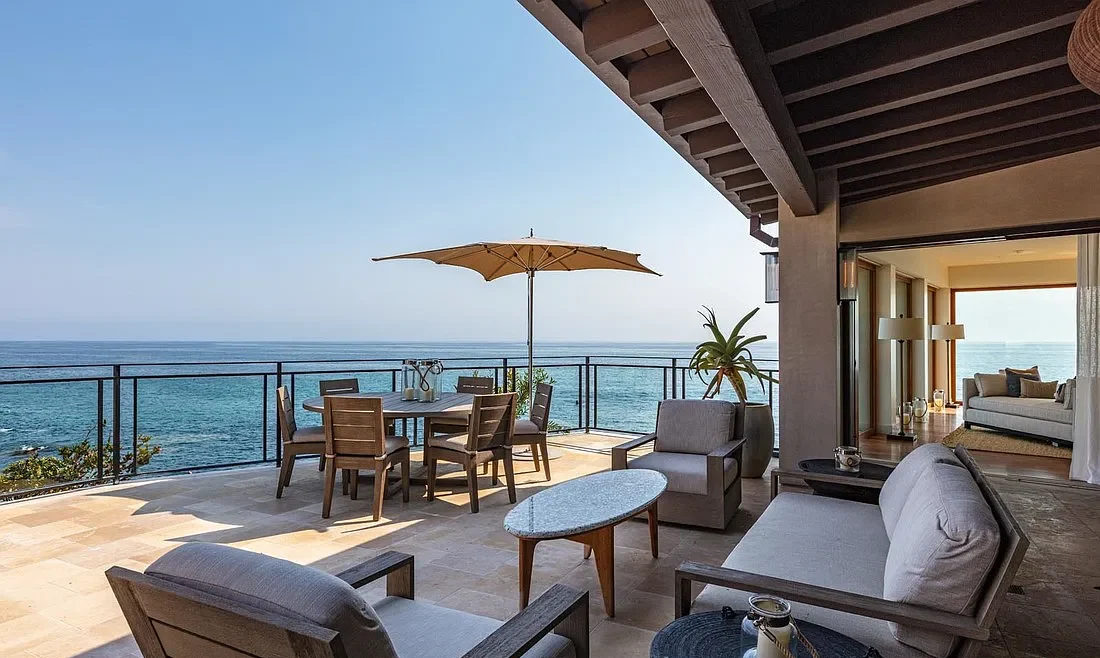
[318,454,326,472]
[401,452,410,503]
[481,462,489,475]
[322,460,337,519]
[426,456,438,501]
[350,470,359,500]
[491,458,500,486]
[530,443,541,472]
[342,469,350,496]
[539,438,551,481]
[372,462,386,522]
[276,449,293,499]
[467,464,480,514]
[502,451,517,504]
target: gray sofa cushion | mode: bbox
[627,450,739,495]
[147,543,398,658]
[967,396,1074,424]
[878,443,962,540]
[373,595,574,658]
[654,399,735,455]
[885,464,1001,658]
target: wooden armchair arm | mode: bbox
[674,562,987,641]
[334,551,414,598]
[770,467,885,500]
[462,585,590,658]
[707,439,745,496]
[611,433,657,470]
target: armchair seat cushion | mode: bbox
[627,451,738,495]
[373,595,574,658]
[147,543,398,658]
[291,425,326,444]
[514,418,542,435]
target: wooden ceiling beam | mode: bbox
[708,150,758,177]
[749,198,779,214]
[757,0,980,65]
[775,2,1086,103]
[758,210,779,226]
[739,183,778,204]
[814,91,1100,169]
[646,0,817,214]
[627,49,700,104]
[724,169,769,192]
[661,90,724,135]
[801,67,1083,155]
[841,132,1100,200]
[789,26,1074,132]
[686,123,742,159]
[583,0,668,64]
[839,110,1100,184]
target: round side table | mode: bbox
[651,610,879,658]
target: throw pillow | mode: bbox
[1020,379,1057,399]
[1064,378,1076,410]
[1055,382,1066,403]
[973,373,1007,397]
[1005,367,1041,397]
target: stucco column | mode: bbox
[875,264,897,434]
[778,170,840,468]
[911,278,929,399]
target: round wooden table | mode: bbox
[650,609,875,658]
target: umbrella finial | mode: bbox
[529,228,533,238]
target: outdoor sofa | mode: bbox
[675,443,1028,658]
[962,376,1073,445]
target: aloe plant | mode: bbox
[689,306,777,402]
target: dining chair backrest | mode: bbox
[276,386,297,443]
[530,383,553,432]
[466,392,517,452]
[456,376,495,395]
[322,396,386,458]
[319,378,360,396]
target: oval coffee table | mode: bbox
[651,609,876,658]
[504,469,667,618]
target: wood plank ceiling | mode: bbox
[520,0,1098,239]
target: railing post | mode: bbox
[112,365,121,483]
[577,364,583,430]
[262,374,269,461]
[681,366,687,399]
[96,380,104,480]
[592,365,598,430]
[502,358,509,391]
[768,371,775,408]
[132,378,138,475]
[671,358,677,399]
[584,356,591,433]
[275,362,283,466]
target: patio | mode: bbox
[1,435,1099,658]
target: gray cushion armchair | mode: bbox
[107,542,589,658]
[612,399,743,529]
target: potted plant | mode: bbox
[689,306,777,478]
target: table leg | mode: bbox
[518,538,537,610]
[583,544,591,560]
[647,502,659,558]
[590,526,615,617]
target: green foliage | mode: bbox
[689,306,777,403]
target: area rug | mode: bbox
[941,426,1072,459]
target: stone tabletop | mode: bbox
[504,469,667,540]
[301,391,473,417]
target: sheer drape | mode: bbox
[1071,233,1100,484]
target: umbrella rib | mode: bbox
[574,247,660,274]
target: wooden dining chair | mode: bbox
[321,396,409,520]
[275,386,326,498]
[429,376,495,438]
[513,383,554,481]
[426,392,517,514]
[319,378,359,396]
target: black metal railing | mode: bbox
[0,354,778,499]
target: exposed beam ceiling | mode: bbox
[583,0,668,63]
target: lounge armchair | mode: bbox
[675,444,1029,658]
[106,542,589,658]
[612,399,743,529]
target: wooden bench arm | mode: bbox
[462,585,590,658]
[611,433,657,470]
[770,467,885,500]
[674,562,988,641]
[334,551,414,598]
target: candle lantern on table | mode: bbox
[415,359,444,402]
[739,596,798,658]
[401,360,418,401]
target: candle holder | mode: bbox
[415,359,444,402]
[912,397,929,424]
[932,389,946,411]
[401,360,418,401]
[894,401,914,438]
[739,596,797,658]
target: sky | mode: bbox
[0,0,775,344]
[956,288,1077,343]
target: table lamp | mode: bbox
[878,317,927,440]
[930,324,966,407]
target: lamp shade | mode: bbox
[1069,0,1100,95]
[930,324,966,341]
[877,317,926,341]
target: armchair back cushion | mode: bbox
[146,542,398,658]
[654,399,736,455]
[878,443,962,540]
[884,463,1001,658]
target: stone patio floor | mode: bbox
[0,435,1098,658]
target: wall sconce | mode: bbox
[762,251,779,304]
[838,248,858,302]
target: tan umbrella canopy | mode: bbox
[374,232,660,390]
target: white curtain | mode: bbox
[1071,233,1100,484]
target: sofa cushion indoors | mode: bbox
[966,396,1074,424]
[627,450,739,495]
[878,443,962,540]
[147,543,398,658]
[885,463,1001,658]
[1020,379,1058,399]
[653,399,735,455]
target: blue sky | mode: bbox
[0,0,775,343]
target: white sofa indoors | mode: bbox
[674,444,1029,658]
[962,376,1073,444]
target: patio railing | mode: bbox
[0,355,778,499]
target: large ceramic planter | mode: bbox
[740,403,775,478]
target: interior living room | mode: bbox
[853,236,1080,480]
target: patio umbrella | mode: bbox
[374,232,660,396]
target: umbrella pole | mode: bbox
[527,268,534,405]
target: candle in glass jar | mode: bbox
[403,387,415,401]
[756,623,792,658]
[903,413,912,425]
